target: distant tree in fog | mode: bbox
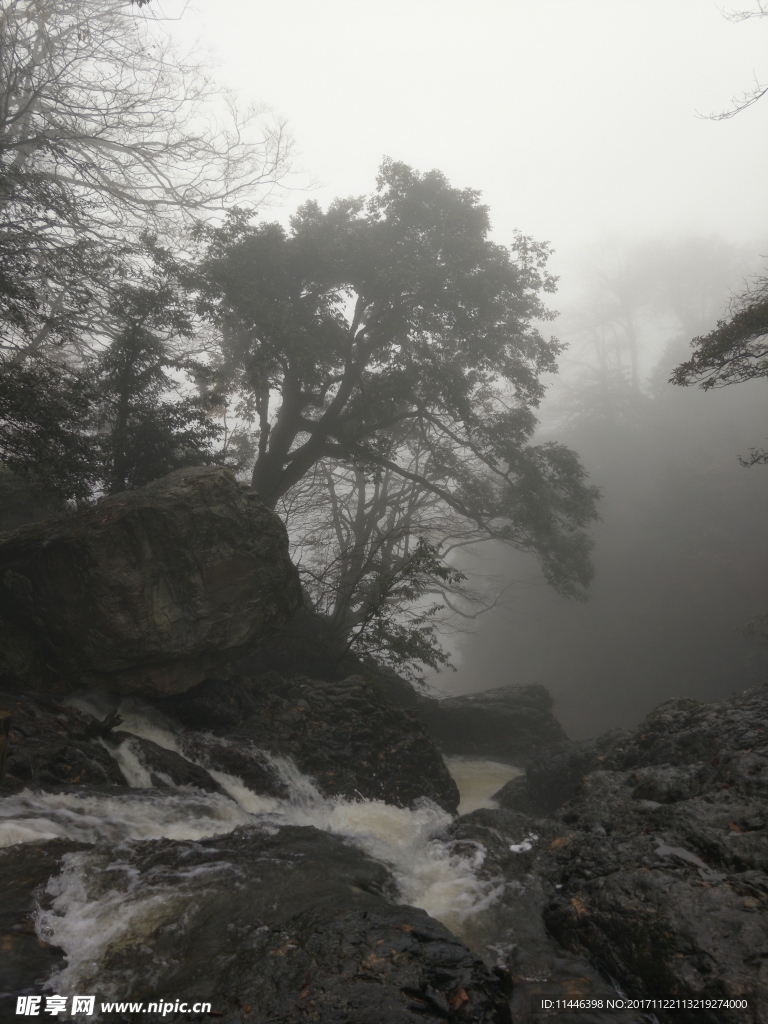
[552,237,748,436]
[200,160,600,602]
[0,0,290,364]
[0,0,289,513]
[92,281,220,495]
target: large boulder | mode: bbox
[416,684,568,766]
[0,467,301,696]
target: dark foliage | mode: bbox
[93,283,219,494]
[199,160,599,598]
[0,358,96,504]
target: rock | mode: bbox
[107,733,228,795]
[417,684,568,766]
[178,732,290,801]
[441,809,649,1024]
[238,613,568,769]
[0,708,9,783]
[0,467,301,696]
[33,825,512,1023]
[494,739,609,815]
[492,685,768,1020]
[0,690,127,792]
[158,672,461,814]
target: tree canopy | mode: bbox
[670,279,768,465]
[670,286,768,391]
[201,160,599,598]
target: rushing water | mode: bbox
[0,697,525,996]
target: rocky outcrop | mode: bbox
[0,690,127,791]
[489,686,768,1021]
[415,684,568,765]
[238,609,569,768]
[0,467,301,697]
[157,672,461,814]
[106,732,228,795]
[442,808,650,1024]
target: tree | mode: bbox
[671,278,768,464]
[670,280,768,390]
[280,431,509,677]
[0,356,96,503]
[0,0,290,363]
[93,282,219,494]
[201,160,599,599]
[705,1,768,120]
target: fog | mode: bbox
[445,237,768,738]
[167,0,768,737]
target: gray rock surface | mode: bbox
[492,686,768,1022]
[441,808,649,1024]
[0,466,301,696]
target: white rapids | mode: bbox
[0,698,522,987]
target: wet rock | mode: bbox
[178,732,290,800]
[494,739,609,815]
[159,672,460,813]
[108,732,228,795]
[441,809,649,1024]
[0,708,9,782]
[491,686,768,1021]
[35,825,512,1023]
[239,618,568,769]
[0,466,301,697]
[0,690,126,792]
[416,685,568,766]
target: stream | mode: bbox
[0,698,522,1002]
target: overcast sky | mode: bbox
[166,0,768,278]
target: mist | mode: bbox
[161,0,768,738]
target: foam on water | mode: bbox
[0,787,255,847]
[0,701,510,991]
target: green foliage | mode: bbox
[671,280,768,466]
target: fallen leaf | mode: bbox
[449,988,469,1009]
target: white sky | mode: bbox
[164,0,768,277]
